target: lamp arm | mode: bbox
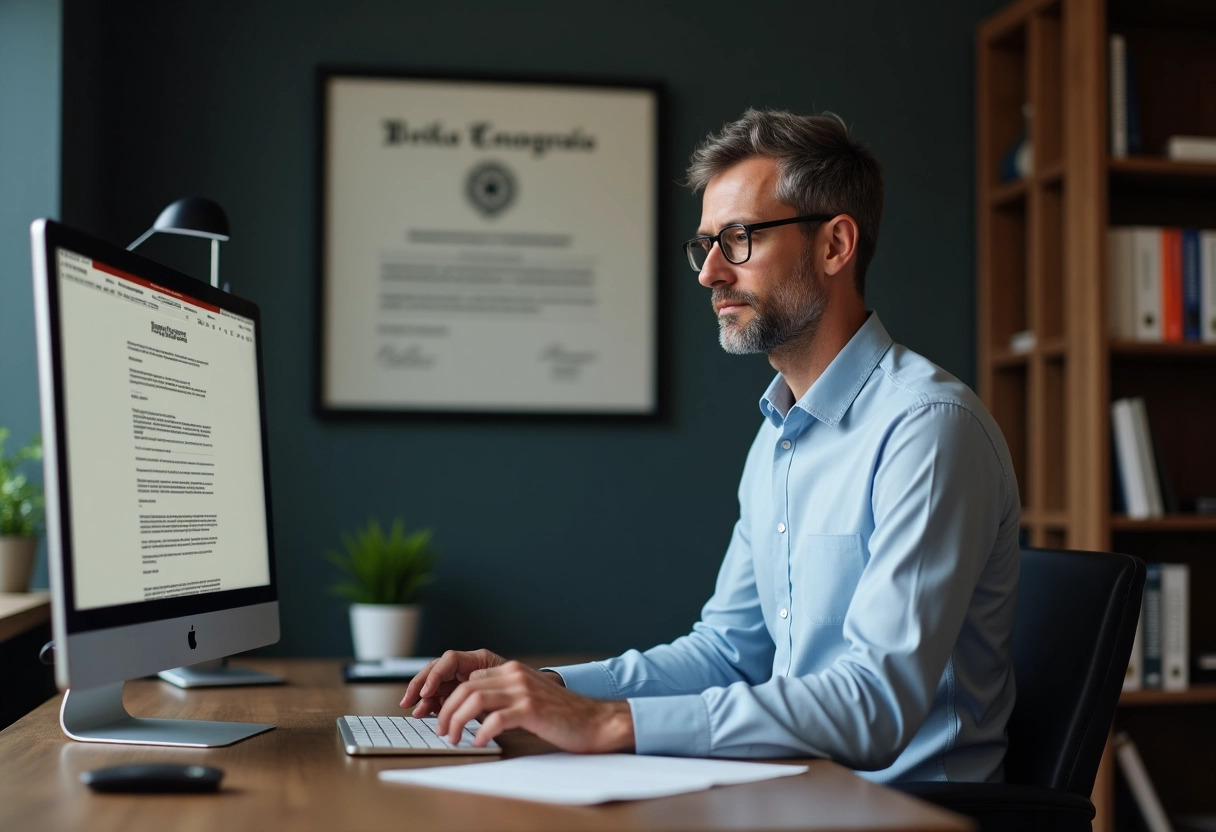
[210,239,219,288]
[127,228,156,251]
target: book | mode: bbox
[1126,41,1142,155]
[1141,398,1179,514]
[1203,230,1216,344]
[1164,135,1216,163]
[1161,228,1184,343]
[1143,564,1163,689]
[1130,398,1165,517]
[1114,732,1174,832]
[1132,227,1163,341]
[1111,398,1150,518]
[1182,229,1201,341]
[1108,228,1137,339]
[1161,563,1189,691]
[1109,35,1128,158]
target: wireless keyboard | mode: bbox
[337,715,502,756]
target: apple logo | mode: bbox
[188,626,197,649]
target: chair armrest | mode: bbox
[894,782,1095,832]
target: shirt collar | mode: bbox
[758,311,893,428]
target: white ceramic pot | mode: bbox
[349,603,421,660]
[0,536,37,593]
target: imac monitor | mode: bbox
[30,219,279,746]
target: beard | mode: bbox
[712,251,827,355]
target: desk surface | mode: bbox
[0,591,50,642]
[0,659,971,832]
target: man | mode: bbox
[401,109,1020,783]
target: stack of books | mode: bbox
[1123,562,1189,693]
[1107,227,1216,344]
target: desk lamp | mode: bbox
[127,196,229,289]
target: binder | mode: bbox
[1161,563,1190,691]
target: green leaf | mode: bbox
[324,517,438,605]
[0,430,44,538]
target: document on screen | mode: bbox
[55,249,269,610]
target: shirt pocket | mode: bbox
[793,533,865,626]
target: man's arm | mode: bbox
[624,403,1016,766]
[547,518,776,699]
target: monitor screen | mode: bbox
[31,219,279,714]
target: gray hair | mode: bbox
[686,108,883,295]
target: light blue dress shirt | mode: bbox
[552,313,1020,783]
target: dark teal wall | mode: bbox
[19,0,1006,657]
[0,0,60,586]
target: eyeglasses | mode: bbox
[682,214,835,272]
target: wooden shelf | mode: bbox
[1038,160,1065,186]
[1110,515,1216,532]
[990,178,1029,207]
[1110,155,1216,180]
[1110,340,1216,358]
[991,348,1031,368]
[1120,685,1216,706]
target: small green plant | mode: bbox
[0,429,44,538]
[326,518,437,605]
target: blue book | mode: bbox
[1183,228,1202,341]
[1126,43,1142,155]
[1142,564,1163,689]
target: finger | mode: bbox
[418,652,466,698]
[471,709,513,748]
[411,697,439,718]
[443,689,503,745]
[400,658,443,706]
[403,677,460,709]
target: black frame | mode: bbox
[683,214,837,271]
[33,219,279,635]
[314,67,667,422]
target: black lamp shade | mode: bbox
[152,197,230,240]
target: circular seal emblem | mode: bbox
[465,161,517,217]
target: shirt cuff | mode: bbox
[540,662,616,698]
[628,694,710,757]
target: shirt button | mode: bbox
[781,440,791,450]
[777,523,786,534]
[780,608,788,619]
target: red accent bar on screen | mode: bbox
[92,259,221,314]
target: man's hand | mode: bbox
[400,649,506,718]
[438,660,633,752]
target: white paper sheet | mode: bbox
[379,753,808,805]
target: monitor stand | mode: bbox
[60,682,275,747]
[157,657,284,688]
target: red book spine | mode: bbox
[1161,228,1184,342]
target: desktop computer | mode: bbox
[30,218,280,747]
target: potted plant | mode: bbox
[0,429,44,593]
[326,518,437,660]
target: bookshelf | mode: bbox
[977,1,1216,831]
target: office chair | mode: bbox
[897,547,1146,832]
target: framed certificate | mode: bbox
[317,69,661,417]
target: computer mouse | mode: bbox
[80,763,224,793]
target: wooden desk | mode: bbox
[0,659,972,832]
[0,591,50,642]
[0,592,54,729]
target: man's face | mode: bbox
[696,156,826,355]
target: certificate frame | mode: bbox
[315,67,664,420]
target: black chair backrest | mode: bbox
[1005,547,1145,795]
